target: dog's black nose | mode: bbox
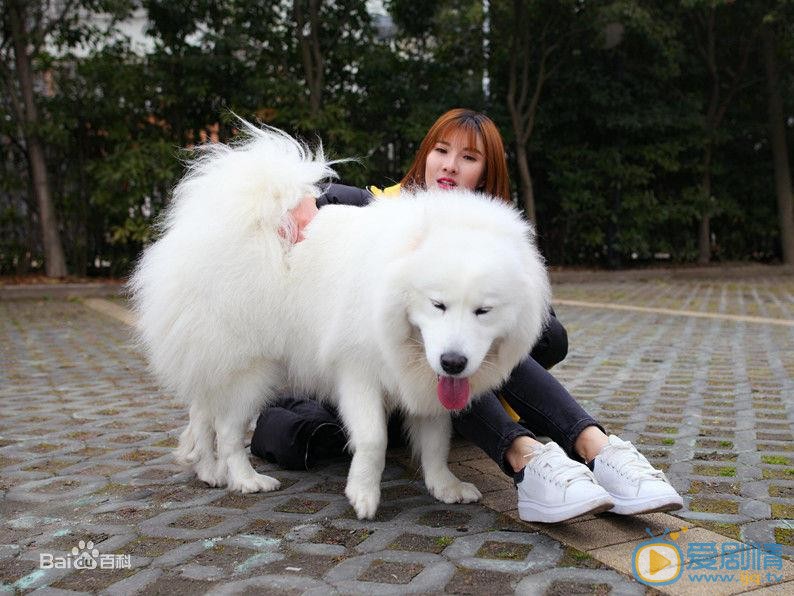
[440,352,467,375]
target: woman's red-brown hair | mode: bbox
[400,108,511,202]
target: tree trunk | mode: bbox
[294,0,324,119]
[698,213,711,264]
[692,7,759,265]
[762,24,794,264]
[698,143,713,264]
[514,143,536,222]
[505,0,537,224]
[74,114,88,277]
[9,0,67,277]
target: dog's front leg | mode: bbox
[336,372,388,520]
[406,413,482,504]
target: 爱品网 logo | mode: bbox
[631,526,784,587]
[632,527,686,586]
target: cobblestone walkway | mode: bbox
[553,278,794,320]
[0,299,641,594]
[1,276,793,594]
[551,279,794,555]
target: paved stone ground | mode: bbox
[553,278,794,320]
[550,279,794,557]
[1,276,793,594]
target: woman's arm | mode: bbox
[316,183,373,208]
[286,184,373,244]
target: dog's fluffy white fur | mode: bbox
[129,122,551,519]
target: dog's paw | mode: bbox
[429,479,482,504]
[195,458,226,487]
[229,472,281,494]
[345,482,381,520]
[175,431,199,466]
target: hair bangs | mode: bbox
[437,118,482,153]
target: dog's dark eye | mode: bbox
[431,300,447,312]
[474,307,492,316]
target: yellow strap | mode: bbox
[368,183,401,198]
[498,396,521,422]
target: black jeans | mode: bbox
[251,358,603,477]
[452,356,604,475]
[251,311,603,476]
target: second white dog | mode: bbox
[130,123,551,519]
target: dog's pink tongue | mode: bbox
[437,376,470,410]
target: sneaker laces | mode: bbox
[601,439,665,482]
[527,444,596,488]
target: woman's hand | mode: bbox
[281,195,319,244]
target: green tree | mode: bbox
[493,0,591,222]
[681,0,764,263]
[1,0,136,276]
[1,0,70,276]
[761,3,794,263]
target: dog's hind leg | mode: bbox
[175,421,199,466]
[213,370,281,494]
[175,402,208,464]
[406,413,482,504]
[335,372,388,520]
[192,410,226,487]
[175,403,226,487]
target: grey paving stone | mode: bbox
[443,530,563,573]
[514,567,645,596]
[324,550,456,594]
[30,587,89,596]
[137,506,249,540]
[7,476,109,504]
[100,567,163,596]
[204,574,332,595]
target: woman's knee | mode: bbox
[529,313,568,369]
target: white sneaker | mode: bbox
[515,442,614,523]
[593,435,684,515]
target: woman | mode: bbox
[251,109,682,523]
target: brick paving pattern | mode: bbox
[553,278,794,320]
[1,276,792,594]
[552,279,794,556]
[0,299,639,594]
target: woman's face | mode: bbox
[424,130,486,192]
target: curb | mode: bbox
[3,264,792,300]
[549,264,794,284]
[0,282,124,300]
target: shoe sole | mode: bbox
[608,496,684,516]
[518,497,614,524]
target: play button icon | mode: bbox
[632,541,683,585]
[649,548,672,574]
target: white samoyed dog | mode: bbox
[129,122,551,519]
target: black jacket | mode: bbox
[316,183,373,208]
